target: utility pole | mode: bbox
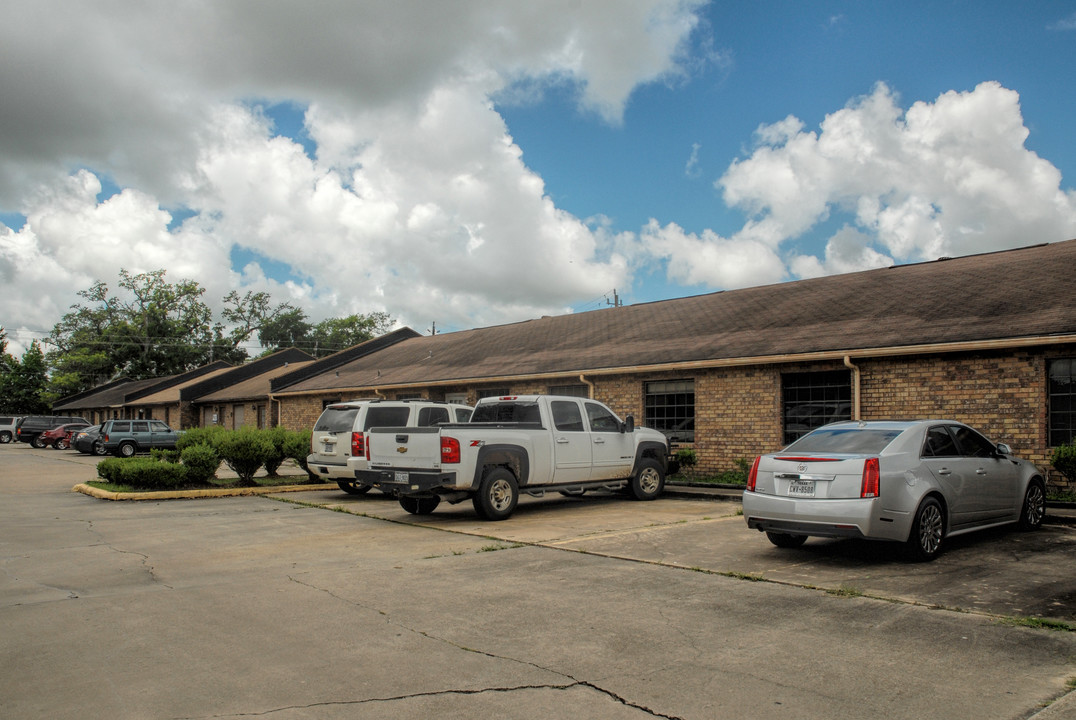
[606,289,622,308]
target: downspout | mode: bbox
[374,387,387,399]
[843,355,861,421]
[579,374,595,399]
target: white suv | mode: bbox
[0,416,23,444]
[308,399,473,494]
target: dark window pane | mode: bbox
[644,380,694,442]
[1049,359,1076,445]
[782,371,852,445]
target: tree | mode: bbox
[309,313,392,357]
[47,269,293,393]
[259,310,392,358]
[0,335,51,414]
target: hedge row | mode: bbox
[97,426,314,490]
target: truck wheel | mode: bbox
[400,496,441,515]
[473,468,519,521]
[336,480,372,495]
[629,458,665,500]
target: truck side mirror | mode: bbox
[622,415,635,434]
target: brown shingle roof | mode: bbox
[274,239,1076,394]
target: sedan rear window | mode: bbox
[314,407,360,432]
[784,427,903,454]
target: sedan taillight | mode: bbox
[861,458,880,498]
[746,456,760,492]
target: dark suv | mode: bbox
[101,419,181,456]
[15,415,90,448]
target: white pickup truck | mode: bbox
[355,395,677,520]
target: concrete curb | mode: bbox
[73,482,337,501]
[72,480,1076,526]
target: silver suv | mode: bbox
[308,399,473,494]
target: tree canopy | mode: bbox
[43,269,392,396]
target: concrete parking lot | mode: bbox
[2,443,1075,719]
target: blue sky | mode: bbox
[1,1,1075,354]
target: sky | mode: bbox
[2,1,1075,358]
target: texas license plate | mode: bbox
[787,479,816,497]
[394,471,409,484]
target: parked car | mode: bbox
[308,399,473,495]
[15,415,90,447]
[100,419,181,457]
[38,422,91,449]
[0,415,23,443]
[72,424,107,456]
[742,420,1046,561]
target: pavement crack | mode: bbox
[286,575,684,718]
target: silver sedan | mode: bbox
[742,420,1047,561]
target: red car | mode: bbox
[39,423,90,450]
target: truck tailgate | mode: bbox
[367,427,443,470]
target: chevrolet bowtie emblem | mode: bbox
[397,447,408,454]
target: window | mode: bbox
[923,427,959,457]
[585,402,621,432]
[1049,359,1076,446]
[549,384,589,398]
[476,387,510,400]
[551,401,585,431]
[645,380,694,442]
[952,425,997,458]
[782,371,852,445]
[417,407,449,426]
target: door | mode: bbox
[148,420,177,448]
[951,425,1021,519]
[586,402,635,480]
[550,400,591,484]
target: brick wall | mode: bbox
[272,343,1076,494]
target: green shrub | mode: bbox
[216,426,273,486]
[176,425,227,453]
[261,426,290,477]
[1052,442,1076,483]
[97,457,188,490]
[283,428,315,479]
[151,448,181,463]
[181,443,221,484]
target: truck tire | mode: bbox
[117,441,137,458]
[336,480,372,495]
[473,468,519,521]
[629,458,665,500]
[400,495,441,515]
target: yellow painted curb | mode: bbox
[72,482,337,501]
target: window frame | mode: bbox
[781,370,852,445]
[644,379,695,443]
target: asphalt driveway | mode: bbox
[3,444,1076,720]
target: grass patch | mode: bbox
[998,615,1076,632]
[827,584,864,598]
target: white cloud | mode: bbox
[651,81,1076,289]
[0,0,704,354]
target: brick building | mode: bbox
[265,240,1074,492]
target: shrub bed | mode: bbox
[94,426,315,492]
